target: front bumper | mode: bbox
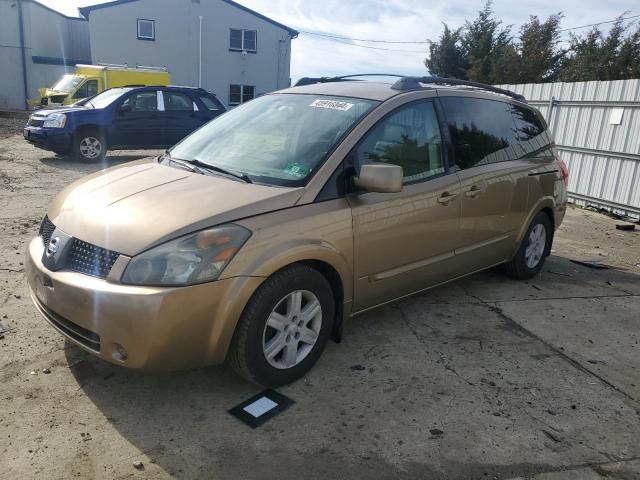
[26,237,264,370]
[23,127,72,153]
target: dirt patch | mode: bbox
[0,117,25,140]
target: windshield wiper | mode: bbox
[160,152,202,173]
[162,153,252,183]
[186,159,253,184]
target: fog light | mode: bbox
[113,343,128,362]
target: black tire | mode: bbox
[73,129,107,162]
[503,211,552,280]
[228,264,335,387]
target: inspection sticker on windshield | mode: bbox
[284,163,308,177]
[310,99,354,111]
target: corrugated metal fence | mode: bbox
[496,80,640,218]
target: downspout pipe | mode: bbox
[198,16,203,88]
[17,0,29,110]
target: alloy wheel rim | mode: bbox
[525,223,546,269]
[262,290,322,370]
[79,137,102,159]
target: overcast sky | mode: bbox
[42,0,638,80]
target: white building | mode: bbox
[0,0,90,109]
[79,0,298,107]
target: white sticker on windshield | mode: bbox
[310,99,354,111]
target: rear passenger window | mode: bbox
[164,92,194,111]
[355,101,444,184]
[441,97,519,168]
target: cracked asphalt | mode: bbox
[1,128,639,479]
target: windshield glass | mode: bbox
[52,75,83,93]
[82,88,132,109]
[169,94,378,186]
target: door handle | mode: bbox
[465,186,482,198]
[437,192,458,205]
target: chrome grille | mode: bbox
[39,216,55,246]
[67,239,120,279]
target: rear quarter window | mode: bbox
[511,104,552,156]
[440,96,520,168]
[198,95,223,112]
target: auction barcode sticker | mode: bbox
[310,99,354,111]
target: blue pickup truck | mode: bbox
[23,85,225,162]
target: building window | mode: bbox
[230,29,257,52]
[137,19,155,41]
[229,84,255,106]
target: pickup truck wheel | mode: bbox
[503,212,552,280]
[228,264,335,387]
[74,130,107,162]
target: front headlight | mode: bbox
[121,224,251,286]
[43,113,67,128]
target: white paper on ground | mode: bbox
[242,396,278,418]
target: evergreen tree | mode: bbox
[425,24,467,78]
[518,14,564,82]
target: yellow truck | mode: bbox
[31,64,171,108]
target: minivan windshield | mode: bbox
[51,75,83,93]
[81,88,132,109]
[169,94,378,186]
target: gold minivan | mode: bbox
[26,76,569,386]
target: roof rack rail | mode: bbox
[295,73,405,87]
[392,76,526,102]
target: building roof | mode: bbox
[78,0,299,37]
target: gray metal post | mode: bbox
[17,0,29,110]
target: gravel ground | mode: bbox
[1,130,639,480]
[0,117,26,140]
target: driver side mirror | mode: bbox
[354,163,403,193]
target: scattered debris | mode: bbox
[42,368,51,374]
[542,429,562,443]
[570,259,612,270]
[132,461,144,470]
[615,223,635,231]
[587,359,605,365]
[350,364,366,371]
[547,269,572,277]
[30,370,37,375]
[0,323,16,335]
[429,428,444,436]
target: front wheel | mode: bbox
[503,212,552,279]
[73,130,107,162]
[228,264,335,387]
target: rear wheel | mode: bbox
[73,130,107,162]
[503,212,552,279]
[228,264,334,387]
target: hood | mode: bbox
[48,160,304,256]
[33,105,87,116]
